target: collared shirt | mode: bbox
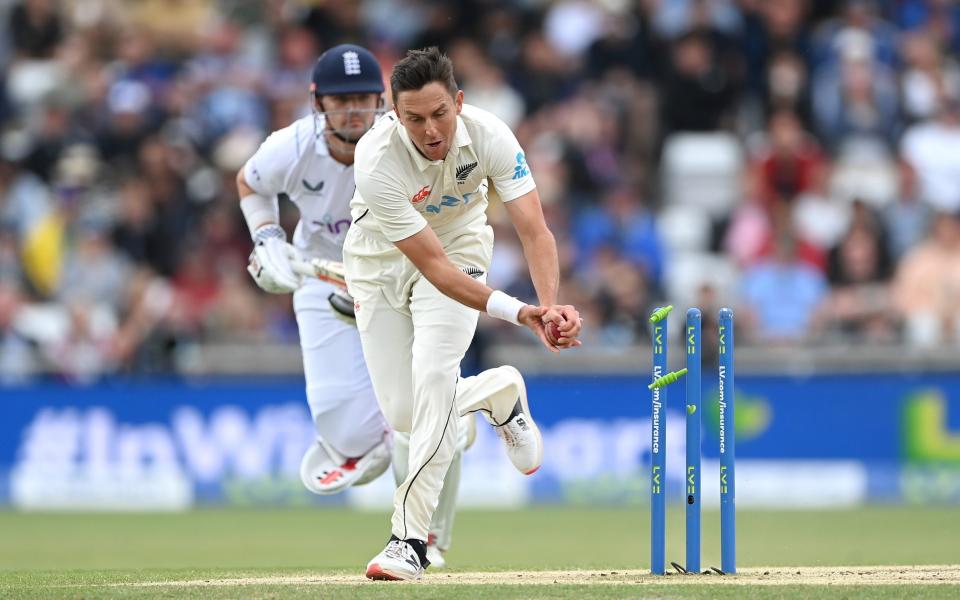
[350,103,536,244]
[242,114,357,261]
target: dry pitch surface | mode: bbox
[118,565,960,587]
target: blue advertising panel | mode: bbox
[2,373,959,508]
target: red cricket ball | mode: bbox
[546,320,563,345]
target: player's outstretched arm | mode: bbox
[504,190,559,304]
[393,226,577,351]
[504,190,582,346]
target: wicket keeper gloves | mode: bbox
[247,224,302,294]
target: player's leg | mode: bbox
[455,365,543,475]
[427,442,461,567]
[301,395,391,494]
[385,274,482,554]
[295,281,391,495]
[351,287,430,580]
[392,413,474,568]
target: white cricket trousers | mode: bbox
[345,224,523,542]
[294,278,387,457]
[358,278,523,542]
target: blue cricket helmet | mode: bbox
[310,44,384,96]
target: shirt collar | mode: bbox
[398,115,472,172]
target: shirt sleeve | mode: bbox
[242,126,299,197]
[355,167,428,242]
[483,116,536,202]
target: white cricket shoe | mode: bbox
[365,539,424,581]
[299,434,391,495]
[491,372,543,475]
[426,534,446,569]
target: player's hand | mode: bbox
[327,288,357,326]
[519,305,582,353]
[247,224,302,294]
[541,304,583,349]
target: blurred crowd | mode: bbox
[2,0,960,381]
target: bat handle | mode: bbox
[290,259,316,278]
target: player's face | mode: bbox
[394,83,463,162]
[318,93,382,143]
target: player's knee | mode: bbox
[305,384,355,417]
[307,389,389,457]
[413,365,456,398]
[379,401,412,433]
[489,365,523,397]
[484,365,524,409]
[493,365,523,389]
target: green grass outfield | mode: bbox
[1,506,958,599]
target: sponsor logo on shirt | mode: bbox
[312,213,351,235]
[425,192,475,214]
[302,179,325,193]
[456,161,478,182]
[411,185,431,204]
[512,152,529,180]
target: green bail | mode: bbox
[648,367,689,390]
[649,305,674,324]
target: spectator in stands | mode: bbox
[893,212,960,347]
[585,246,652,346]
[763,51,813,126]
[884,160,932,260]
[586,5,657,80]
[450,39,526,129]
[812,29,900,150]
[740,226,828,343]
[812,0,898,69]
[900,95,960,212]
[0,280,35,382]
[573,185,663,288]
[791,165,851,253]
[741,0,813,122]
[661,30,740,133]
[895,0,960,56]
[815,202,896,341]
[515,31,577,114]
[8,0,62,60]
[899,32,960,125]
[754,109,825,214]
[650,0,742,39]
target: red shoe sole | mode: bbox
[365,563,403,581]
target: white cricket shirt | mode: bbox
[243,114,358,261]
[349,103,536,247]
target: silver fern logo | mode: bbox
[456,161,478,182]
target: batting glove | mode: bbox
[247,224,302,294]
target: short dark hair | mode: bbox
[390,47,458,103]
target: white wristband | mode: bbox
[486,290,525,326]
[240,193,279,236]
